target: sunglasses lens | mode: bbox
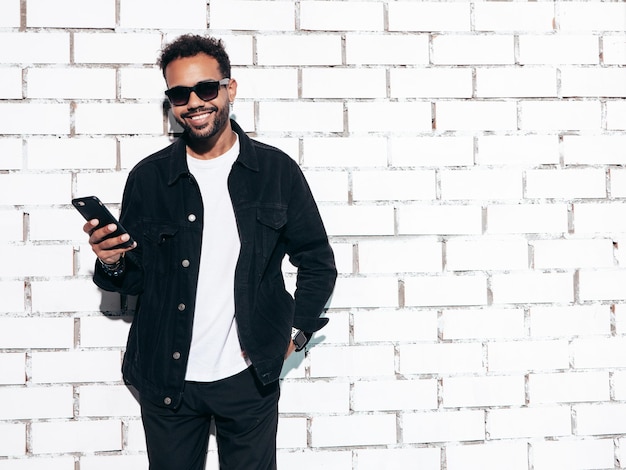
[195,81,220,101]
[165,87,191,106]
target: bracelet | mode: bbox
[98,254,125,277]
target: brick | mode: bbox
[603,35,626,65]
[0,457,74,470]
[0,353,26,385]
[529,372,609,404]
[533,239,614,269]
[487,203,568,235]
[575,403,626,435]
[119,135,173,170]
[29,208,87,242]
[27,0,114,28]
[398,204,482,235]
[300,1,384,31]
[75,172,128,203]
[279,381,349,414]
[0,103,70,134]
[488,340,569,372]
[491,272,574,304]
[0,209,23,242]
[476,67,557,98]
[388,2,470,32]
[214,35,254,66]
[353,309,438,343]
[613,169,626,198]
[400,342,484,375]
[0,67,22,99]
[75,103,164,135]
[488,406,571,439]
[327,243,352,276]
[119,0,206,29]
[442,308,525,340]
[0,423,26,457]
[528,167,607,200]
[257,35,341,66]
[303,137,388,167]
[0,0,20,27]
[0,173,71,205]
[358,239,441,273]
[532,439,615,470]
[309,345,395,378]
[0,386,73,419]
[578,269,626,302]
[80,316,132,348]
[231,67,298,99]
[357,448,440,470]
[530,305,611,337]
[31,420,122,454]
[258,102,343,133]
[391,136,474,167]
[403,410,485,444]
[346,34,429,65]
[433,35,514,65]
[303,67,386,99]
[0,245,73,277]
[447,441,528,470]
[442,168,523,200]
[126,419,147,452]
[391,67,472,99]
[74,33,162,64]
[354,378,437,411]
[405,274,488,307]
[0,138,22,170]
[607,100,626,130]
[564,135,626,165]
[276,417,306,448]
[319,205,394,236]
[28,137,117,170]
[277,450,352,469]
[312,414,396,447]
[560,3,626,32]
[436,101,517,131]
[353,169,436,201]
[0,280,24,313]
[301,171,348,202]
[444,375,526,408]
[79,455,149,470]
[519,34,599,65]
[613,371,626,400]
[0,33,69,64]
[474,2,554,32]
[210,0,293,31]
[572,337,626,369]
[349,101,432,132]
[31,350,122,383]
[0,317,74,349]
[478,135,559,166]
[446,237,528,271]
[120,67,165,100]
[561,67,626,98]
[79,385,140,417]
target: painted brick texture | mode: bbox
[1,1,625,469]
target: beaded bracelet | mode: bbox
[98,254,125,277]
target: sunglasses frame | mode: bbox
[165,78,231,106]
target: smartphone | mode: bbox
[72,196,135,249]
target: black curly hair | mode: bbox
[158,34,231,79]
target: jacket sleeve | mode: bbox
[284,162,337,333]
[92,172,145,296]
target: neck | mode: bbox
[186,122,236,160]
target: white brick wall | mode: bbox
[2,1,626,469]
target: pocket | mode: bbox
[256,207,287,259]
[142,224,179,274]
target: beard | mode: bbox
[175,103,230,140]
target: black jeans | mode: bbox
[140,367,280,470]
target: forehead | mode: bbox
[164,53,221,87]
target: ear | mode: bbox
[227,78,237,103]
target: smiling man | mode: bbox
[82,34,336,470]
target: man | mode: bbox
[83,34,336,470]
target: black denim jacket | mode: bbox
[93,120,337,409]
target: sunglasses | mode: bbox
[165,78,230,106]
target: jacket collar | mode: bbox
[167,119,259,186]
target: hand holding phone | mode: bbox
[72,196,136,251]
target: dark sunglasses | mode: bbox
[165,78,230,106]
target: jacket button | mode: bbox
[178,303,186,311]
[188,214,196,222]
[181,259,190,268]
[173,352,181,360]
[163,397,172,405]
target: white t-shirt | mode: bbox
[184,134,250,382]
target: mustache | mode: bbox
[181,106,218,118]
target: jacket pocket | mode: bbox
[142,224,179,275]
[256,206,287,257]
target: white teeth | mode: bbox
[190,112,212,121]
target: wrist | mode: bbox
[98,253,125,277]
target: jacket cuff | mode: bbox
[293,316,329,333]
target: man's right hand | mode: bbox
[83,219,137,264]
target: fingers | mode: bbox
[84,219,136,264]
